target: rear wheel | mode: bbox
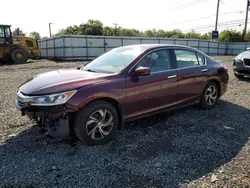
[74,101,118,145]
[200,82,219,110]
[10,48,28,64]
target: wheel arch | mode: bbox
[205,78,221,97]
[9,45,27,53]
[70,97,124,130]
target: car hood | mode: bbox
[236,51,250,59]
[20,69,113,95]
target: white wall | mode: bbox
[39,35,235,60]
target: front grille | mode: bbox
[243,58,250,66]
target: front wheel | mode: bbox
[10,48,28,64]
[74,101,118,145]
[199,82,219,110]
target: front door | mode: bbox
[173,49,209,103]
[123,49,178,118]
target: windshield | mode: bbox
[82,46,145,73]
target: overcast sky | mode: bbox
[1,0,247,37]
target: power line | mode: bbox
[220,0,243,12]
[191,23,246,32]
[184,21,248,32]
[176,0,208,9]
[167,0,210,12]
[169,11,243,26]
[183,19,246,32]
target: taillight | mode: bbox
[222,63,228,71]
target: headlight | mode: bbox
[235,56,243,61]
[235,56,243,64]
[31,90,76,106]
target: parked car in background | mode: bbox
[15,44,229,145]
[233,48,250,79]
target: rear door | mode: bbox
[124,49,178,118]
[173,49,209,103]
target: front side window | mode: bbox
[82,46,145,73]
[137,49,172,73]
[174,50,200,68]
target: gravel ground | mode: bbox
[0,57,250,188]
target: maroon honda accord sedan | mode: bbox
[15,44,229,145]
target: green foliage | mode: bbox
[218,30,242,42]
[56,19,248,42]
[30,31,41,40]
[244,31,250,42]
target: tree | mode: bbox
[144,30,154,37]
[83,20,103,35]
[12,28,25,36]
[218,30,242,42]
[185,31,202,39]
[54,19,248,42]
[244,31,250,42]
[103,26,114,36]
[165,29,185,38]
[201,32,211,40]
[30,31,41,40]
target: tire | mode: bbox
[74,101,119,145]
[199,82,219,110]
[234,72,244,79]
[10,48,28,64]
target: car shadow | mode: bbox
[1,100,250,187]
[236,76,250,83]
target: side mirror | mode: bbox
[133,66,150,76]
[247,47,250,51]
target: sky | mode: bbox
[1,0,248,37]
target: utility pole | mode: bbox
[242,0,250,40]
[49,23,54,38]
[215,0,220,31]
[113,23,119,36]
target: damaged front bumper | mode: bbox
[15,99,78,137]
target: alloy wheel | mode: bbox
[86,109,114,140]
[204,85,217,106]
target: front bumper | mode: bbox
[233,59,250,76]
[15,98,77,137]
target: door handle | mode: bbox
[201,69,208,72]
[167,75,177,79]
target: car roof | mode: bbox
[116,44,209,58]
[118,44,198,51]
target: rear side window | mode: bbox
[174,50,199,68]
[196,53,205,65]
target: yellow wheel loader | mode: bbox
[0,25,41,64]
